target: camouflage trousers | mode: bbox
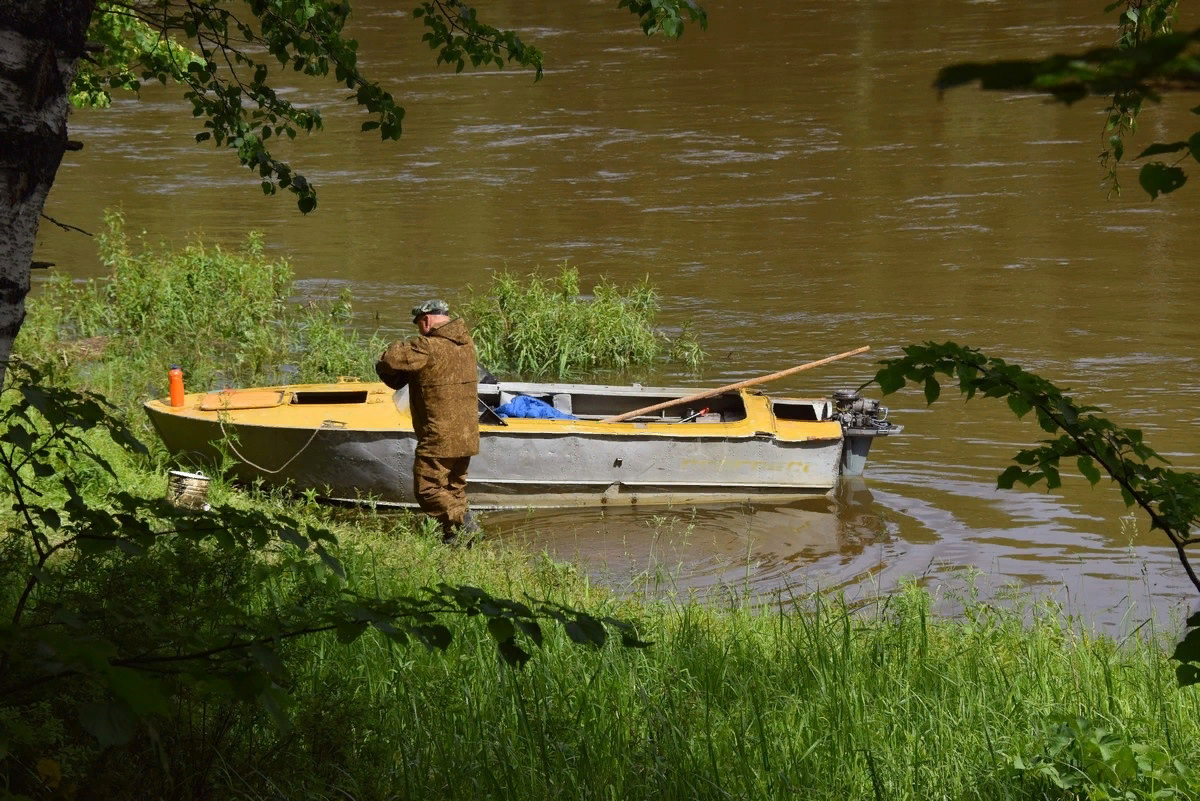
[412,454,470,536]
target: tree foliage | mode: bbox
[78,1,707,214]
[935,1,1200,199]
[1100,1,1179,195]
[0,362,649,759]
[871,342,1200,686]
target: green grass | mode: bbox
[18,210,387,427]
[10,464,1199,800]
[462,266,705,380]
[16,450,1193,801]
[4,222,1199,800]
[260,565,1199,801]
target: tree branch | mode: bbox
[40,213,92,236]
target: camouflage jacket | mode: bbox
[376,318,479,457]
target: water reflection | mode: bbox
[489,478,893,597]
[487,467,1188,634]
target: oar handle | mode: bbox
[600,346,871,423]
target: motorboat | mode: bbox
[144,379,900,508]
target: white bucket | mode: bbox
[167,470,211,510]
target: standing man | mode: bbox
[376,299,479,542]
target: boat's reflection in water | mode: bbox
[487,479,894,598]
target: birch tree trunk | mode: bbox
[0,0,95,386]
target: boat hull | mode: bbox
[144,381,896,509]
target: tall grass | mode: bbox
[7,430,1198,800]
[462,266,704,380]
[256,563,1200,800]
[18,211,387,419]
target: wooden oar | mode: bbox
[600,345,871,423]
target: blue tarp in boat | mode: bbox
[494,396,577,420]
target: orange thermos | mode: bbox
[168,365,185,407]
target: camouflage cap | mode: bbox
[411,298,450,322]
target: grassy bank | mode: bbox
[289,571,1200,800]
[6,432,1198,799]
[3,225,1199,799]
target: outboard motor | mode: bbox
[830,389,901,476]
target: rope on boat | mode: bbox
[219,417,340,475]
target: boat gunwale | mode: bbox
[144,382,844,441]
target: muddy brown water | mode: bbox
[34,0,1200,630]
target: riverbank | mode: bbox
[4,226,1199,799]
[5,445,1198,799]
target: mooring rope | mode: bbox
[218,417,340,475]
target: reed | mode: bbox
[261,562,1200,801]
[462,266,705,380]
[18,211,387,424]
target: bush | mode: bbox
[461,265,704,380]
[18,211,387,418]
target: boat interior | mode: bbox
[196,382,834,427]
[477,383,749,424]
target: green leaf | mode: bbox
[574,614,608,647]
[261,685,294,734]
[515,619,543,646]
[314,544,344,578]
[336,620,369,644]
[1076,455,1102,486]
[250,643,289,680]
[1019,470,1044,488]
[1,425,35,449]
[923,376,941,404]
[1139,162,1187,199]
[564,621,590,645]
[277,527,309,550]
[620,631,654,648]
[76,536,119,556]
[1134,141,1188,159]
[412,624,452,650]
[487,617,515,644]
[498,638,531,667]
[79,701,137,747]
[34,507,61,529]
[377,624,409,646]
[1007,394,1032,418]
[874,365,906,395]
[1176,662,1200,688]
[1171,627,1200,664]
[107,667,169,717]
[1043,466,1061,491]
[997,465,1024,490]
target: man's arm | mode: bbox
[375,337,430,389]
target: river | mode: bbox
[35,0,1200,630]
